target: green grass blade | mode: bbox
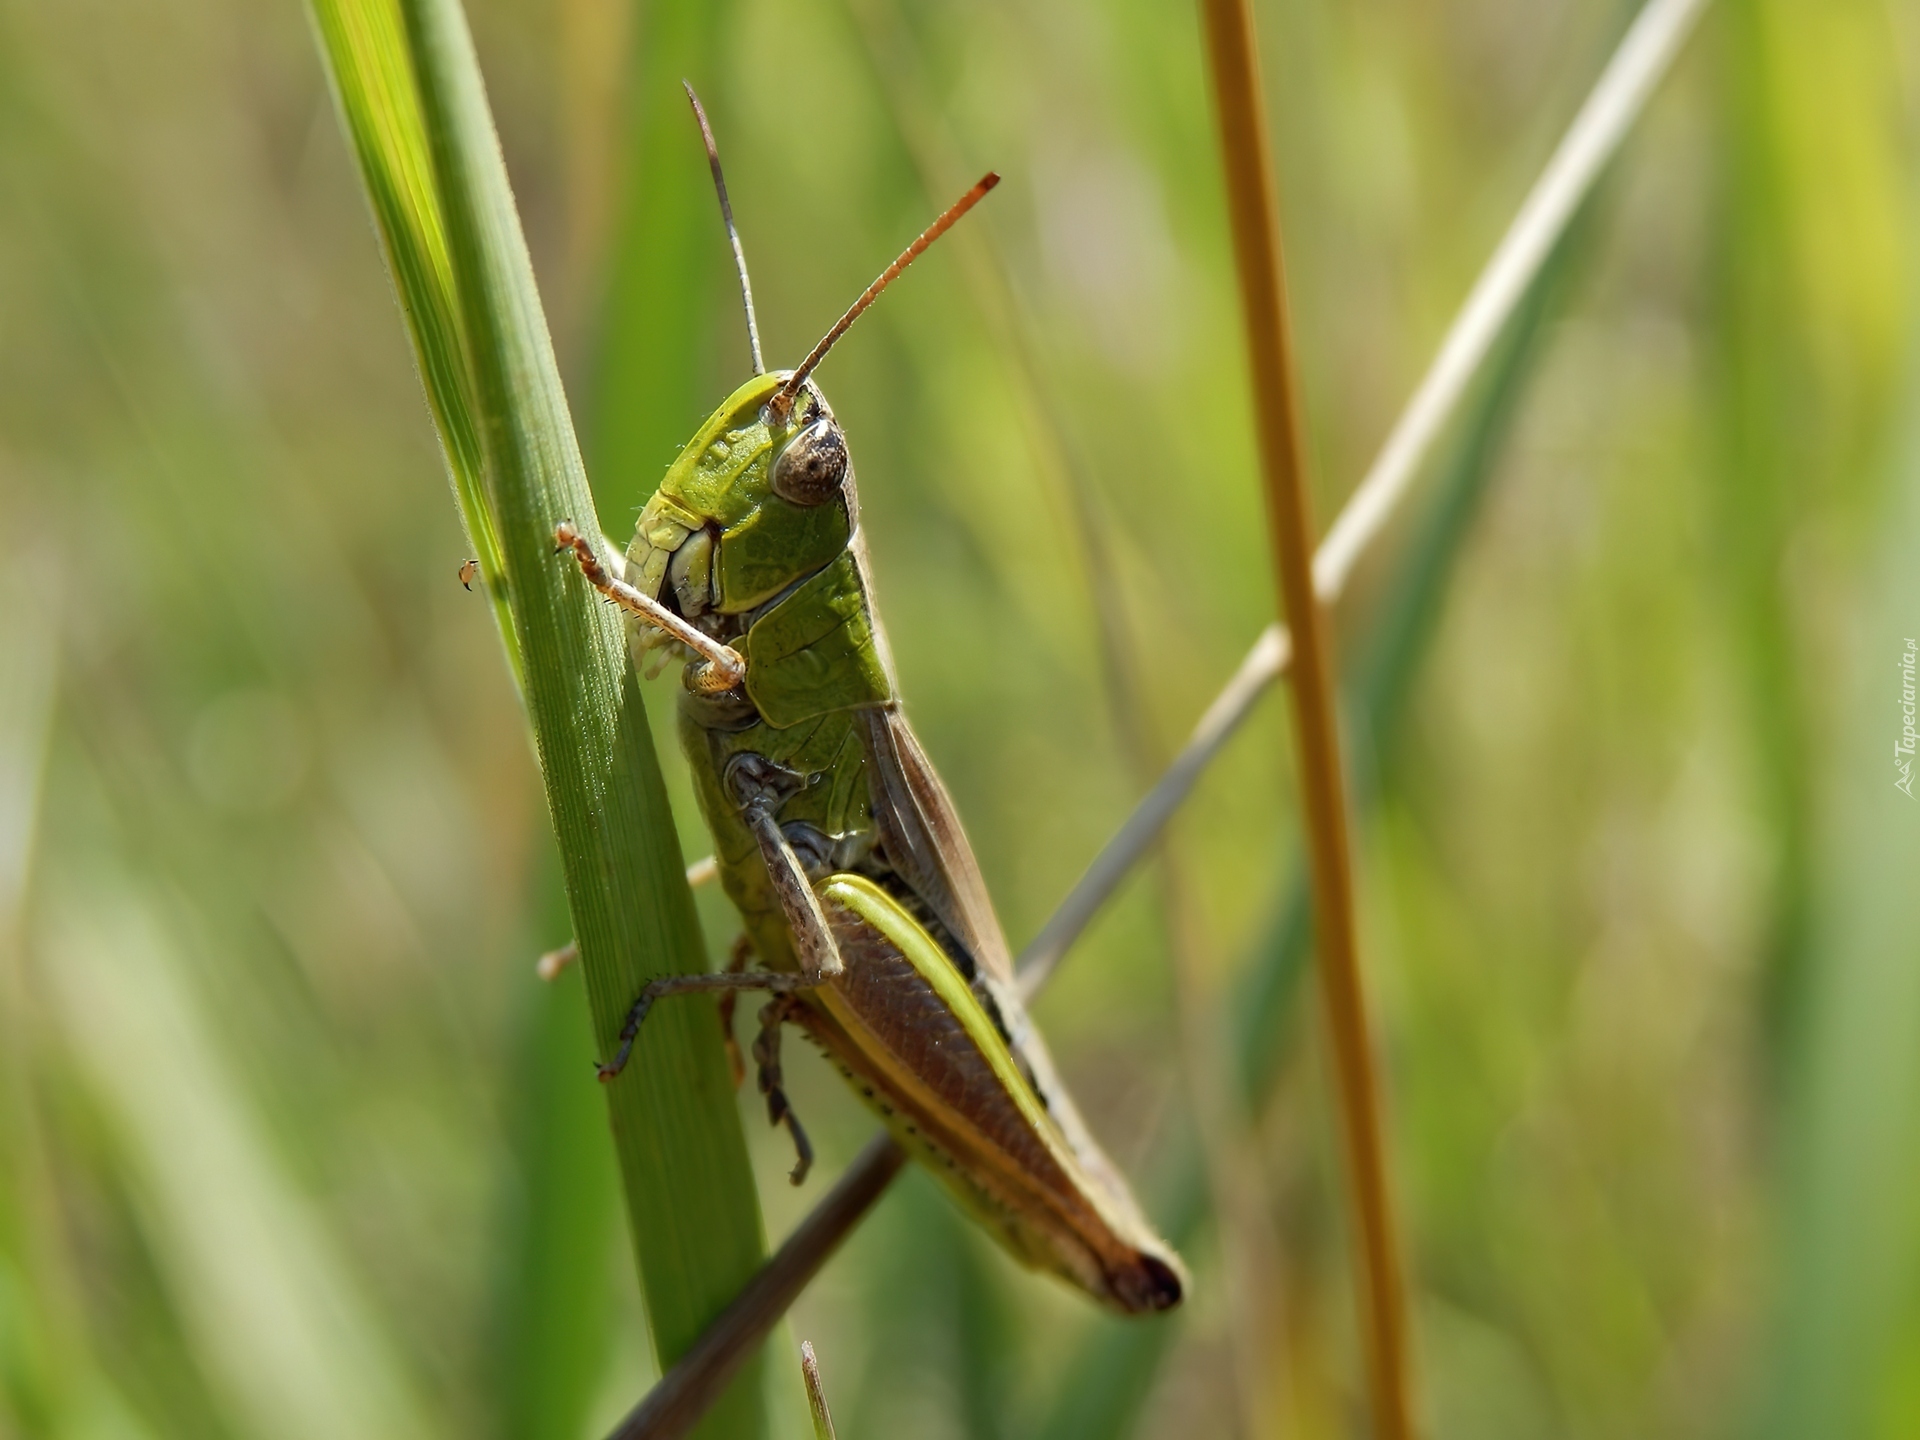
[308,3,771,1435]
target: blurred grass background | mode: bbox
[0,0,1915,1437]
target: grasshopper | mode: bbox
[557,88,1184,1315]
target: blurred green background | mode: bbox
[1,0,1916,1437]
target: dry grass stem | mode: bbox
[603,1136,907,1440]
[1196,0,1413,1436]
[800,1342,839,1440]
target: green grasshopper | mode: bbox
[556,88,1184,1315]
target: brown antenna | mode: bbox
[683,82,764,374]
[769,172,1000,421]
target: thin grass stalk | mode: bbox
[1019,0,1710,989]
[606,1136,907,1440]
[310,3,771,1435]
[1312,0,1708,599]
[1195,0,1412,1435]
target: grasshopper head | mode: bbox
[625,370,855,639]
[624,97,987,666]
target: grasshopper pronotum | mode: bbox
[559,87,1185,1315]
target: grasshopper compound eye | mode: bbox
[770,418,848,507]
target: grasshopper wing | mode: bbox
[857,706,1015,985]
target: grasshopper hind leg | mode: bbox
[754,996,814,1184]
[596,969,814,1082]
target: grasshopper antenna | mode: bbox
[684,81,764,375]
[769,172,999,422]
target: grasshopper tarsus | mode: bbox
[783,1109,814,1186]
[597,977,665,1081]
[754,996,814,1183]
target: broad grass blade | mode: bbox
[309,3,772,1434]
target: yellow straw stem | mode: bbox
[1195,0,1415,1436]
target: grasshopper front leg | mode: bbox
[726,752,846,983]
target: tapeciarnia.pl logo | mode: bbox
[1898,638,1917,799]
